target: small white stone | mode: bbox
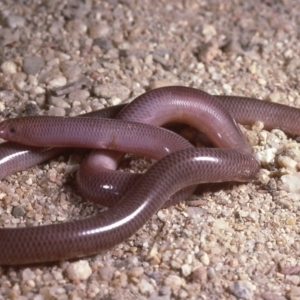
[0,193,6,199]
[200,252,210,266]
[49,96,71,109]
[6,15,26,29]
[277,156,298,170]
[34,86,46,94]
[258,77,267,86]
[108,96,122,106]
[252,121,264,133]
[171,260,181,269]
[281,173,300,193]
[248,62,257,74]
[178,289,189,299]
[27,280,36,288]
[87,281,100,298]
[202,24,217,38]
[1,61,17,74]
[15,80,29,92]
[33,294,43,300]
[181,264,192,277]
[52,270,63,281]
[48,76,67,88]
[48,106,66,116]
[157,210,167,221]
[212,219,232,232]
[207,267,216,279]
[256,148,277,165]
[258,169,271,185]
[269,92,281,103]
[69,90,90,102]
[66,260,92,281]
[0,102,5,112]
[164,274,182,291]
[222,83,232,93]
[25,177,32,185]
[22,268,36,281]
[138,278,154,294]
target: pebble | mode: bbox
[192,266,207,285]
[24,175,34,184]
[23,56,45,75]
[98,266,115,281]
[148,293,170,300]
[198,40,220,63]
[286,217,297,226]
[178,289,189,299]
[48,76,67,89]
[48,96,71,109]
[290,286,300,300]
[87,281,100,298]
[22,268,36,281]
[181,264,192,277]
[212,218,232,232]
[68,90,90,102]
[119,273,128,287]
[164,275,182,291]
[48,106,66,116]
[258,169,271,185]
[11,205,26,218]
[34,86,46,95]
[93,37,113,51]
[256,148,277,166]
[93,83,130,101]
[88,22,111,39]
[66,260,92,281]
[6,15,26,28]
[139,278,154,294]
[199,252,210,266]
[66,19,87,35]
[281,173,300,193]
[187,206,207,217]
[269,92,281,103]
[229,280,255,300]
[286,275,300,285]
[261,293,286,300]
[150,80,177,89]
[207,267,216,279]
[52,270,63,281]
[1,60,17,75]
[108,96,122,106]
[127,266,144,278]
[202,24,217,38]
[0,90,14,103]
[277,155,298,170]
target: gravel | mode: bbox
[23,56,45,75]
[0,0,300,299]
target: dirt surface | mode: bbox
[0,0,300,299]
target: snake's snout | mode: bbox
[0,120,10,141]
[0,119,19,142]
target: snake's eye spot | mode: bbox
[9,127,16,135]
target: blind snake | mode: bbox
[0,86,298,265]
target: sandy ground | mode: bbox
[0,0,300,299]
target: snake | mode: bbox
[0,86,298,265]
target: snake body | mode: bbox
[0,86,298,265]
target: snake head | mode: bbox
[0,119,20,142]
[0,116,50,146]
